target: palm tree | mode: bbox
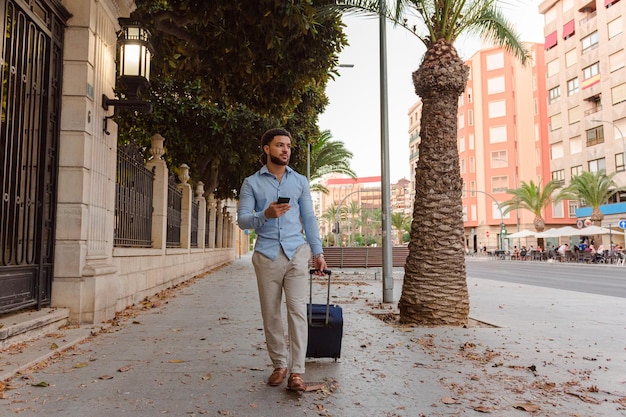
[391,212,410,244]
[309,130,357,194]
[499,179,561,249]
[323,203,343,246]
[555,171,623,225]
[327,0,529,325]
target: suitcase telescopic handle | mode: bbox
[308,269,332,326]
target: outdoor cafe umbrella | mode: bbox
[577,225,615,235]
[534,226,581,238]
[506,229,535,238]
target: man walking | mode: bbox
[237,128,327,392]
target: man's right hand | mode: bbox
[264,201,290,218]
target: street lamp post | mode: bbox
[334,190,365,247]
[591,119,625,168]
[465,189,506,251]
[591,119,625,248]
[378,3,393,303]
[491,156,520,246]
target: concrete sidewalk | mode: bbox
[1,255,625,416]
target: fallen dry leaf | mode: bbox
[441,396,460,405]
[473,405,494,413]
[73,362,88,368]
[118,366,131,372]
[99,375,114,380]
[512,402,541,412]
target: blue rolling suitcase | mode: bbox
[306,269,343,360]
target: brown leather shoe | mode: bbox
[287,373,306,392]
[267,368,287,386]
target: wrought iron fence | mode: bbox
[114,143,154,247]
[166,175,182,247]
[190,200,199,248]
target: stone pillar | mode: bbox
[196,182,206,249]
[222,211,231,248]
[207,194,216,249]
[52,0,135,323]
[216,200,224,249]
[178,164,192,249]
[146,134,168,251]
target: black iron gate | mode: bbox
[0,0,69,314]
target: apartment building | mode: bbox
[457,43,561,252]
[539,0,626,226]
[408,100,423,196]
[312,175,413,245]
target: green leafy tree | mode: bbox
[556,171,624,225]
[118,1,347,199]
[328,0,530,326]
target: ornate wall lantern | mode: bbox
[102,18,154,128]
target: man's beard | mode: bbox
[270,154,289,166]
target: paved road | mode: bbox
[466,257,626,298]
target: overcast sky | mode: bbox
[317,1,545,183]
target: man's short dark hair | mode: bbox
[260,128,291,164]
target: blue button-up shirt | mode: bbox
[237,165,323,260]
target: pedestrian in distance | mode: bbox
[237,127,327,392]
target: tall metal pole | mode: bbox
[379,4,393,303]
[592,119,625,247]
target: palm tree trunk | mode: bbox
[399,40,470,326]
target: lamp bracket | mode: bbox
[102,94,152,135]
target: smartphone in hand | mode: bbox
[277,197,290,204]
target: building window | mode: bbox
[469,156,475,173]
[608,16,623,39]
[486,52,504,70]
[487,76,505,94]
[586,125,604,147]
[581,31,599,53]
[568,105,581,124]
[552,201,564,218]
[612,82,626,105]
[552,169,565,185]
[551,141,564,159]
[488,100,506,118]
[491,176,508,193]
[570,136,583,154]
[571,165,583,178]
[565,48,578,67]
[588,157,606,173]
[563,19,575,39]
[567,77,579,96]
[491,151,508,167]
[459,136,465,152]
[550,113,562,131]
[489,126,507,143]
[567,201,578,218]
[545,30,557,50]
[582,62,601,89]
[548,85,561,103]
[468,110,474,125]
[616,153,625,172]
[609,50,625,73]
[547,58,559,77]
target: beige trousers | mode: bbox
[252,244,310,374]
